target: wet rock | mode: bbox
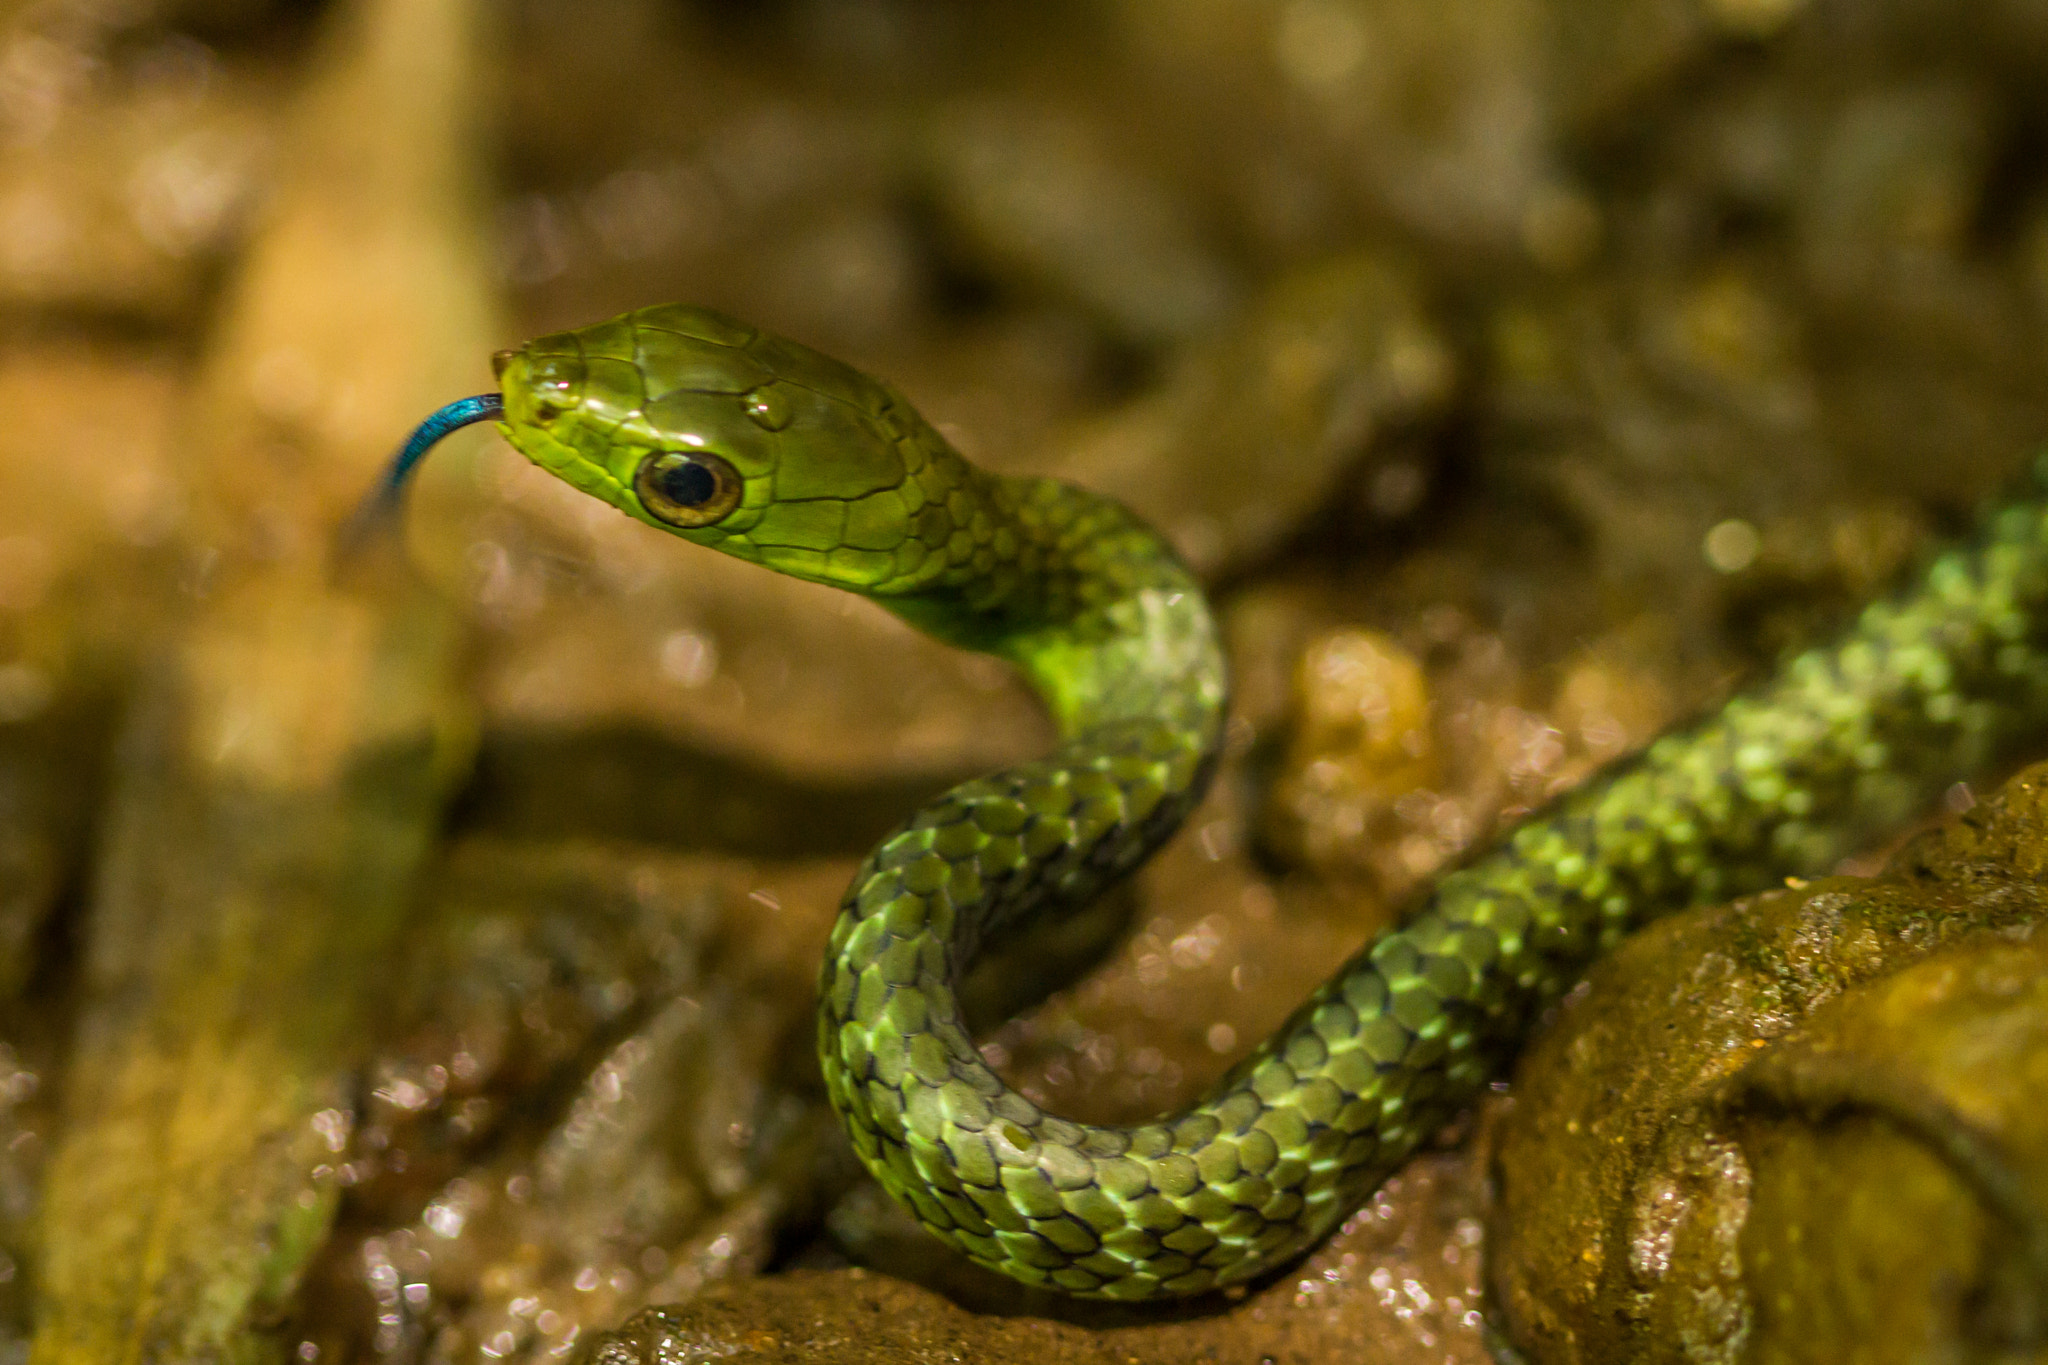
[1549,0,1815,140]
[1623,38,2048,510]
[1790,76,1994,304]
[921,97,1239,344]
[1249,575,1692,900]
[302,843,858,1363]
[1483,262,1838,607]
[1110,0,1560,262]
[1261,629,1437,886]
[1262,623,1686,896]
[0,1027,59,1355]
[1054,250,1455,580]
[1489,759,2048,1363]
[455,725,956,861]
[466,537,1050,789]
[584,1149,1492,1365]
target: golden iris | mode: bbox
[634,450,742,528]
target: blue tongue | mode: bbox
[336,392,503,561]
[372,392,505,503]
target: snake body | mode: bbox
[389,304,2048,1300]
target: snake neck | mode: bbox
[877,472,1227,742]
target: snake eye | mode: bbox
[635,450,743,528]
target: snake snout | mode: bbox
[518,352,585,422]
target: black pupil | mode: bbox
[658,459,718,507]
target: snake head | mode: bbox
[496,304,972,595]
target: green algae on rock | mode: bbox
[1488,759,2048,1363]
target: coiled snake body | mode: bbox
[380,304,2048,1300]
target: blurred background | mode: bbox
[3,0,2048,1361]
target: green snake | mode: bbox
[374,303,2048,1300]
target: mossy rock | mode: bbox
[1489,760,2048,1364]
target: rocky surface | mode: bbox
[1489,759,2048,1363]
